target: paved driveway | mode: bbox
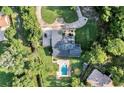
[64,6,88,29]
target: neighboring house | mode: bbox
[42,28,82,58]
[0,14,10,30]
[0,13,10,41]
[86,69,113,87]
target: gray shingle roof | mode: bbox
[52,44,81,57]
[42,29,82,57]
[87,69,113,87]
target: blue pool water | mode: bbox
[61,64,68,75]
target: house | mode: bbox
[42,28,82,58]
[0,13,10,41]
[86,69,113,87]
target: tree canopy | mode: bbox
[106,38,124,56]
[82,45,107,64]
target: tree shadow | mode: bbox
[43,47,52,56]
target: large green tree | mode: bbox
[1,6,13,15]
[101,6,112,22]
[82,45,107,64]
[109,66,124,86]
[18,6,41,46]
[106,38,124,56]
[110,7,124,38]
[71,77,80,87]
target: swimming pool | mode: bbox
[61,64,68,75]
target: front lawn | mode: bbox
[41,7,58,24]
[75,20,98,49]
[41,6,78,23]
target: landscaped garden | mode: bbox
[41,6,78,24]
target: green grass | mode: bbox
[75,20,98,49]
[41,6,78,24]
[0,71,14,87]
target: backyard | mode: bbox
[41,6,78,24]
[75,20,98,49]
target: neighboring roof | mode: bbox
[0,15,10,28]
[87,69,113,87]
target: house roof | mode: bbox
[87,69,113,87]
[0,15,10,28]
[42,29,82,57]
[52,32,81,57]
[53,41,81,57]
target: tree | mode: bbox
[101,6,112,22]
[70,6,76,11]
[71,77,80,87]
[109,66,124,86]
[12,73,37,87]
[109,7,124,38]
[82,45,107,64]
[106,38,124,56]
[0,6,43,87]
[1,6,13,15]
[18,6,41,45]
[4,27,16,40]
[0,41,10,55]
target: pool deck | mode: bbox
[54,59,71,79]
